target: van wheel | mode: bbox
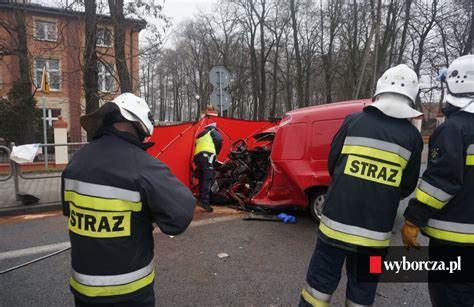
[309,190,326,222]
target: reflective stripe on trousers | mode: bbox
[319,215,391,247]
[70,259,155,297]
[415,179,453,209]
[301,283,331,307]
[342,136,412,168]
[467,144,474,166]
[346,298,372,307]
[423,219,474,244]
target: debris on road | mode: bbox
[243,212,297,224]
[243,213,281,222]
[217,253,229,259]
[277,213,297,224]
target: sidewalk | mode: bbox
[0,173,61,216]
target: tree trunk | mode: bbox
[108,0,132,92]
[285,46,293,112]
[270,44,279,118]
[397,0,412,64]
[463,0,474,55]
[13,4,35,143]
[290,0,304,108]
[250,31,259,120]
[258,2,266,120]
[83,0,100,140]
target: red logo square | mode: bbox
[370,256,382,274]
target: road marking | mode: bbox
[22,213,60,220]
[0,215,243,259]
[0,242,71,261]
[154,215,242,234]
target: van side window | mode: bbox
[311,119,343,160]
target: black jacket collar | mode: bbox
[442,103,462,118]
[94,127,155,151]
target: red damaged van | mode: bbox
[248,99,370,221]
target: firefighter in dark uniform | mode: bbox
[300,64,423,306]
[403,55,474,307]
[62,93,196,307]
[194,122,222,212]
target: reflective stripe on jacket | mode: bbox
[405,110,474,245]
[322,106,423,248]
[194,131,216,156]
[62,128,196,303]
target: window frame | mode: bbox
[35,58,62,92]
[34,19,58,42]
[96,27,113,48]
[42,108,61,127]
[97,61,115,93]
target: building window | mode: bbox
[42,108,61,127]
[98,62,115,92]
[35,59,61,91]
[34,20,57,41]
[97,28,112,47]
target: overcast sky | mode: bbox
[161,0,216,24]
[158,0,216,46]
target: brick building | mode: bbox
[0,1,145,141]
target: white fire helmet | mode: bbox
[371,64,422,119]
[80,93,155,137]
[445,54,474,113]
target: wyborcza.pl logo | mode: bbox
[369,256,461,274]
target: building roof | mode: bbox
[0,1,147,31]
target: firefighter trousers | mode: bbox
[428,239,474,307]
[73,287,155,307]
[300,235,381,306]
[194,152,215,206]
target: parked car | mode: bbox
[213,99,370,221]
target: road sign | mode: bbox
[210,90,231,111]
[209,66,231,89]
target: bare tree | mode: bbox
[290,0,304,108]
[141,0,471,123]
[83,0,100,127]
[108,0,132,92]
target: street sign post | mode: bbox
[209,66,231,115]
[209,66,230,88]
[210,90,230,111]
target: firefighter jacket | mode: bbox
[62,127,196,303]
[194,127,223,156]
[404,107,474,245]
[320,106,423,248]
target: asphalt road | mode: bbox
[0,199,431,307]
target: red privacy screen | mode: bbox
[147,115,278,188]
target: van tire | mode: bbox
[309,189,327,222]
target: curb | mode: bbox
[0,202,62,217]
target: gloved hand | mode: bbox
[402,220,421,250]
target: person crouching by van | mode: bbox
[194,122,223,212]
[300,64,423,306]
